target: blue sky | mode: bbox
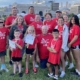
[0,0,80,7]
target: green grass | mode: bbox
[0,51,80,80]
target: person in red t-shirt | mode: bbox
[30,14,43,35]
[24,6,35,26]
[68,15,80,76]
[5,6,18,31]
[47,29,62,80]
[63,14,74,69]
[43,13,55,33]
[10,29,24,77]
[52,10,62,27]
[0,18,9,72]
[24,26,38,74]
[5,6,18,65]
[37,25,53,69]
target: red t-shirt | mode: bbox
[69,25,80,47]
[11,39,24,58]
[17,25,24,39]
[48,38,62,65]
[5,15,16,28]
[43,20,55,33]
[0,27,9,52]
[24,14,35,25]
[57,25,63,39]
[37,33,53,59]
[30,21,43,35]
[52,18,58,27]
[26,37,38,49]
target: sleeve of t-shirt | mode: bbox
[5,17,10,25]
[34,37,38,44]
[74,26,80,36]
[6,28,9,36]
[54,40,62,53]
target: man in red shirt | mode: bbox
[53,10,62,27]
[5,5,18,30]
[24,6,35,26]
[37,25,53,69]
[5,5,18,65]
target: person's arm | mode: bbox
[33,44,37,54]
[9,26,16,40]
[15,40,24,50]
[15,43,23,50]
[68,35,78,48]
[47,47,57,53]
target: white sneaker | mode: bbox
[53,75,58,80]
[68,63,74,69]
[0,67,4,71]
[48,73,54,78]
[0,67,9,72]
[65,61,68,67]
[35,63,39,68]
[4,68,9,72]
[60,71,65,78]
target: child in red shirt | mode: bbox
[10,30,24,77]
[47,29,62,80]
[24,26,38,74]
[0,18,9,72]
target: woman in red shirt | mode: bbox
[30,14,43,35]
[68,15,80,76]
[43,13,55,33]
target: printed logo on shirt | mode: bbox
[12,19,15,23]
[30,17,35,22]
[41,38,49,46]
[37,24,42,29]
[0,31,6,39]
[70,29,73,33]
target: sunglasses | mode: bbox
[0,22,4,23]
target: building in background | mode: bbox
[70,3,80,14]
[0,0,59,18]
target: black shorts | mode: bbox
[71,45,80,49]
[12,57,22,62]
[0,50,6,57]
[47,62,59,67]
[26,48,34,55]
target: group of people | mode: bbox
[0,5,80,80]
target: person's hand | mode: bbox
[68,43,71,48]
[26,43,29,48]
[9,47,14,51]
[47,47,51,50]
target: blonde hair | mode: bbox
[12,15,26,26]
[25,26,36,36]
